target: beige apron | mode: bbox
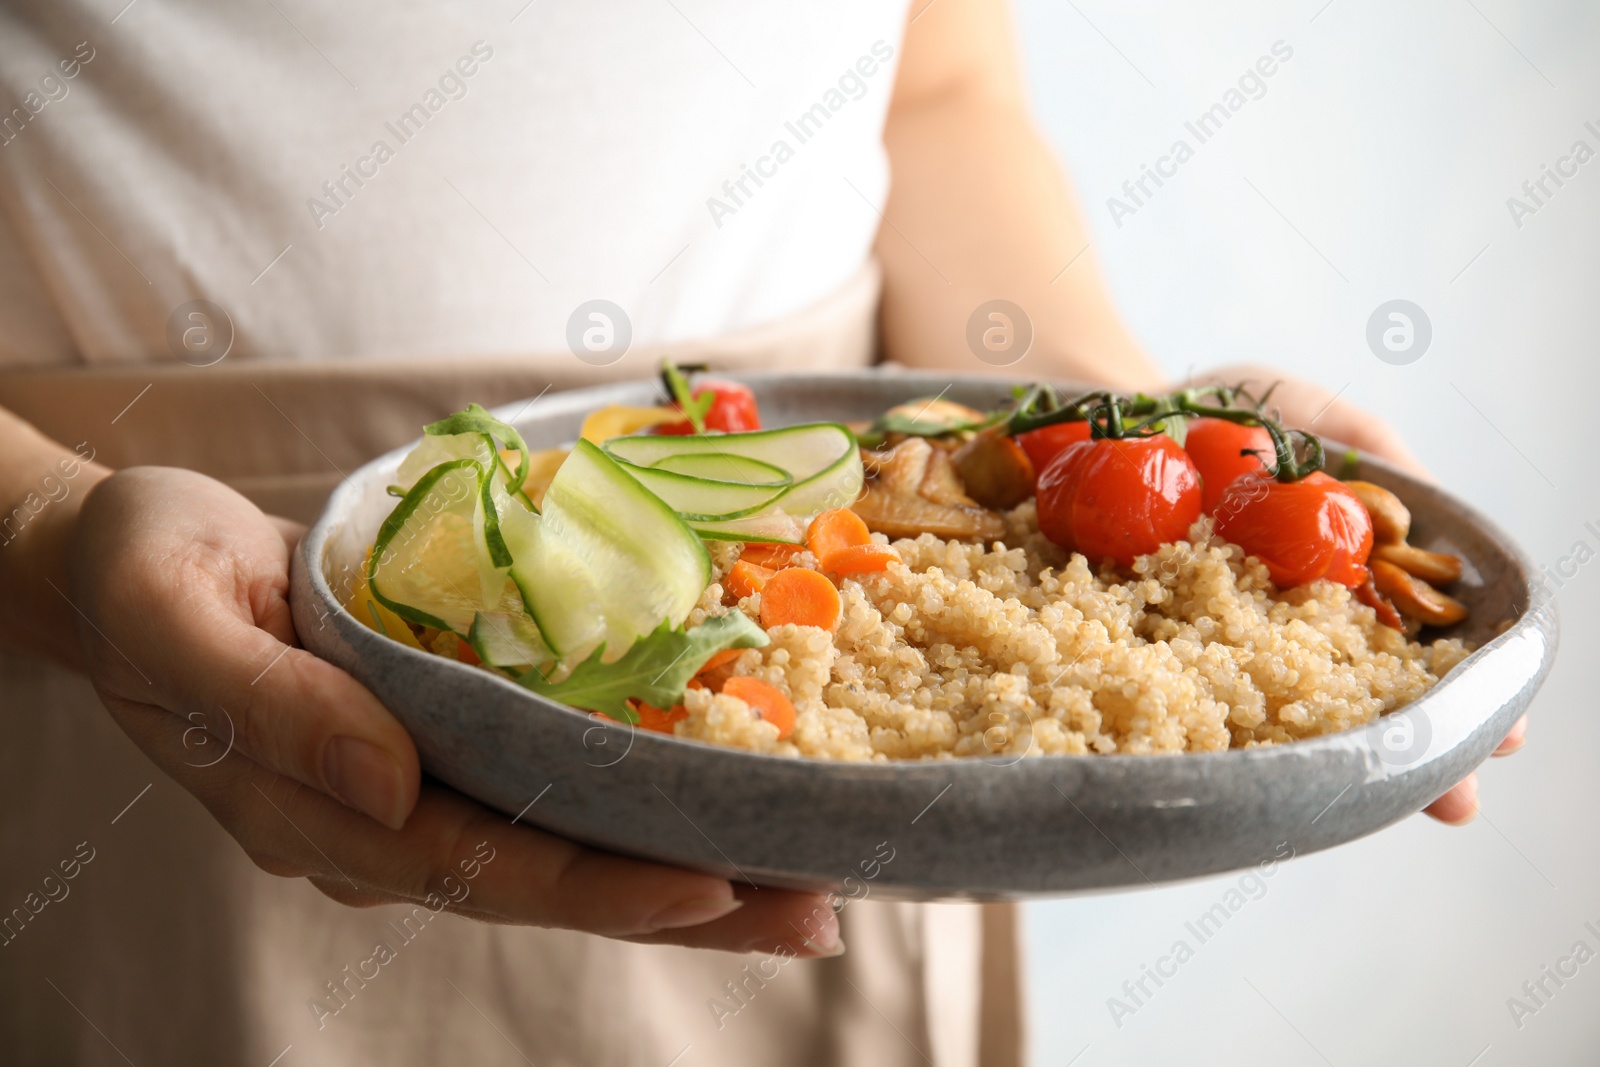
[0,262,1024,1067]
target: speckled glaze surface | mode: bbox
[290,371,1559,900]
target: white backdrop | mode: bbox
[1014,1,1600,1063]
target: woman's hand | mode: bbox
[1189,364,1527,825]
[68,467,841,954]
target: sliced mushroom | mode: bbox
[1354,577,1404,631]
[851,484,1007,542]
[852,437,1005,542]
[1342,478,1467,625]
[874,436,937,496]
[1343,480,1410,545]
[1371,559,1467,627]
[952,429,1036,511]
[919,448,978,507]
[1373,542,1464,586]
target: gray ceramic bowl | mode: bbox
[291,371,1558,900]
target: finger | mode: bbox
[109,534,422,831]
[115,704,816,947]
[1317,404,1433,482]
[377,783,782,948]
[184,616,420,830]
[270,515,306,553]
[1423,774,1478,825]
[73,469,419,829]
[305,778,839,951]
[625,884,845,958]
[1183,365,1433,480]
[308,875,411,910]
[1493,715,1528,757]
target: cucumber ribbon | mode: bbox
[366,406,863,712]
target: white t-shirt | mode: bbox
[0,1,909,366]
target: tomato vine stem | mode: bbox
[1003,382,1325,482]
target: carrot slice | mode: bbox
[759,567,841,631]
[725,559,775,600]
[696,648,744,675]
[722,676,796,740]
[806,508,872,562]
[823,543,901,575]
[633,700,689,734]
[692,649,743,692]
[740,542,804,569]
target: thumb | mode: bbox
[1319,405,1434,483]
[72,467,420,829]
[161,591,422,831]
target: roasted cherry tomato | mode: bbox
[1035,435,1202,567]
[1212,470,1374,588]
[1016,421,1093,476]
[652,379,762,434]
[1184,417,1274,514]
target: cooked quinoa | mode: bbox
[678,501,1470,761]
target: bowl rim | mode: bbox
[300,369,1559,779]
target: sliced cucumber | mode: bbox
[396,431,494,491]
[605,422,854,480]
[424,403,530,493]
[608,458,787,520]
[497,486,599,658]
[693,507,806,544]
[389,430,515,610]
[652,452,791,486]
[468,610,552,671]
[604,423,863,540]
[510,439,710,660]
[760,444,864,519]
[369,460,508,634]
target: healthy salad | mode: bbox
[344,366,1472,759]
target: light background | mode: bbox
[1013,1,1600,1064]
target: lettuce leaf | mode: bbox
[517,611,768,722]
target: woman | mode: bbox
[0,0,1517,1063]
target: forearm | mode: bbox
[875,0,1163,392]
[0,404,111,669]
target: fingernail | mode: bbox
[739,933,847,958]
[1494,720,1528,756]
[648,896,745,931]
[1445,780,1480,826]
[806,921,846,958]
[775,912,845,958]
[324,736,409,830]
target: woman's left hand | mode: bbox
[1187,364,1525,826]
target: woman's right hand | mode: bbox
[68,466,842,955]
